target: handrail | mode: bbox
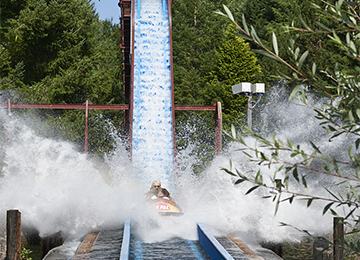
[119,218,131,260]
[197,223,234,260]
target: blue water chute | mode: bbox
[132,0,174,190]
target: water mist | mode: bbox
[0,86,344,251]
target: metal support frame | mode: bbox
[197,222,234,260]
[119,219,131,260]
[1,99,222,154]
[1,99,129,153]
[85,100,89,153]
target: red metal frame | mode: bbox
[1,103,129,110]
[215,101,222,155]
[129,0,136,158]
[1,99,129,153]
[119,0,132,136]
[85,100,89,153]
[1,99,221,154]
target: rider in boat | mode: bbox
[146,180,182,216]
[157,188,172,200]
[146,180,172,200]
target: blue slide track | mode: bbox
[131,0,174,189]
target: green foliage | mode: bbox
[87,111,124,156]
[282,238,313,260]
[215,24,262,129]
[0,61,25,94]
[172,0,230,155]
[0,0,123,155]
[21,246,32,260]
[2,0,121,104]
[172,0,226,106]
[217,25,261,85]
[7,0,97,85]
[218,0,360,255]
[172,0,263,131]
[231,0,354,86]
[0,0,26,59]
[0,0,26,21]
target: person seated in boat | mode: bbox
[146,180,162,200]
[146,180,172,200]
[157,188,172,200]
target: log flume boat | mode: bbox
[148,198,183,217]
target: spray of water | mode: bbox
[0,86,344,251]
[0,109,145,237]
[139,86,346,244]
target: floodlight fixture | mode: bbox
[232,82,265,95]
[231,82,252,95]
[252,83,265,94]
[231,82,266,130]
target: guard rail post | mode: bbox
[6,210,21,260]
[333,217,344,260]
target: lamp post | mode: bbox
[231,82,265,130]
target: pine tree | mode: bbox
[214,24,262,129]
[172,0,226,106]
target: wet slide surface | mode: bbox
[85,230,248,259]
[130,237,211,259]
[131,0,174,188]
[88,229,123,259]
[40,225,272,259]
[91,231,250,259]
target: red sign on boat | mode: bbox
[156,203,170,210]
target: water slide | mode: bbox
[68,220,254,259]
[41,1,280,258]
[130,0,175,190]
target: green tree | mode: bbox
[0,0,27,92]
[7,0,97,86]
[172,0,227,106]
[172,0,262,128]
[172,0,229,170]
[171,0,263,173]
[218,1,360,257]
[215,24,262,129]
[0,0,123,155]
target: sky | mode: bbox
[91,0,121,23]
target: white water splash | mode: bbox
[134,86,350,245]
[0,86,346,249]
[0,110,146,238]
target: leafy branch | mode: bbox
[217,0,360,230]
[215,7,305,78]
